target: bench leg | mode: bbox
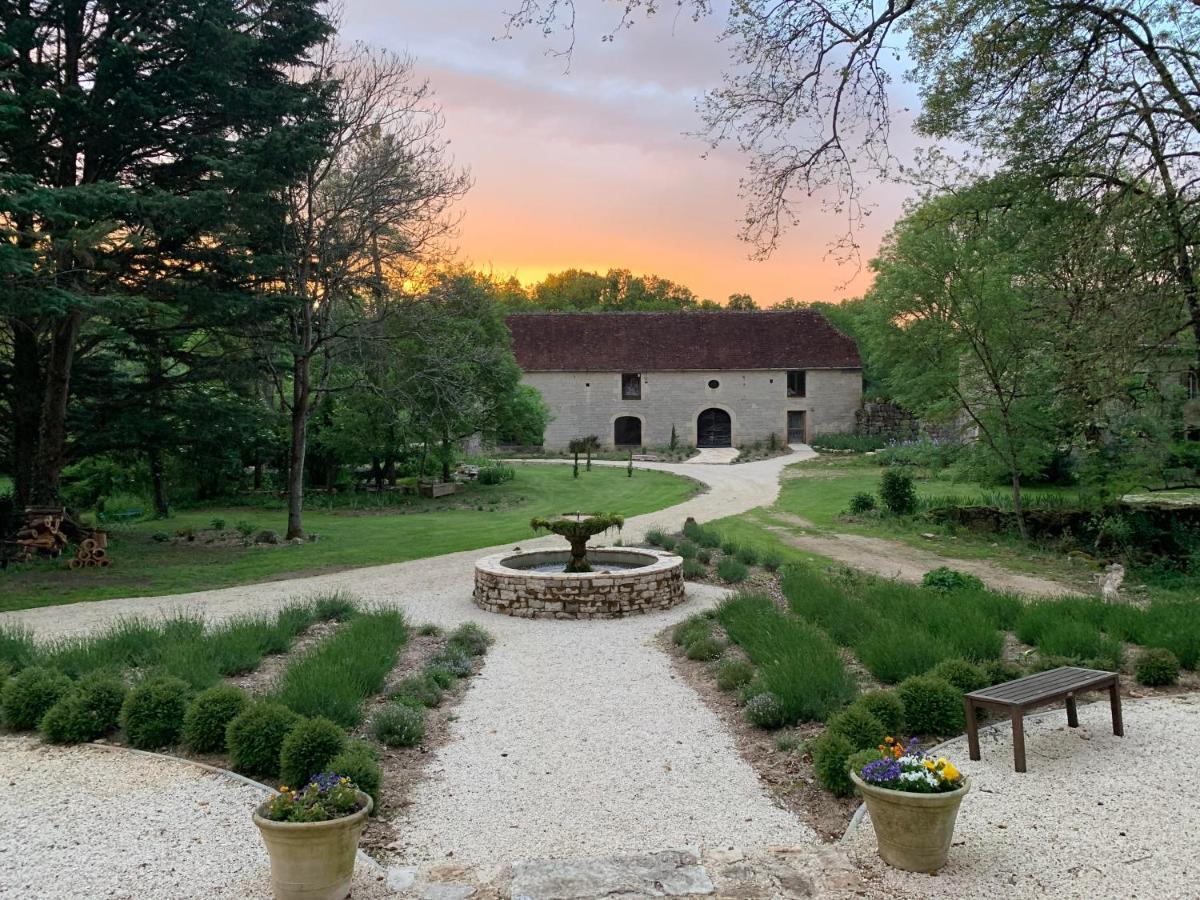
[1066,693,1078,728]
[1011,709,1027,773]
[965,699,981,761]
[1109,681,1124,737]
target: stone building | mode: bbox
[507,310,863,449]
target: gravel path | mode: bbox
[0,737,391,900]
[844,695,1200,899]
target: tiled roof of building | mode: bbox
[506,310,862,372]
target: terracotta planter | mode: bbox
[850,771,969,874]
[253,792,372,900]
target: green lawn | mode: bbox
[0,464,698,611]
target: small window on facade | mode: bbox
[1189,369,1199,400]
[787,370,806,397]
[622,373,642,399]
[707,379,720,389]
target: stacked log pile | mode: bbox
[3,507,110,568]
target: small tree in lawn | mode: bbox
[567,438,587,478]
[669,425,678,451]
[582,435,599,470]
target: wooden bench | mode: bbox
[964,666,1123,773]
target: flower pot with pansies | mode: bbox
[253,773,372,900]
[850,737,969,874]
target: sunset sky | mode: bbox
[342,2,924,306]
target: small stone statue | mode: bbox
[1100,563,1125,603]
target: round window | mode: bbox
[707,379,720,389]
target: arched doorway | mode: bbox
[697,408,732,448]
[614,416,642,447]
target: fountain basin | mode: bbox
[473,547,684,619]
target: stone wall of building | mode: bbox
[856,400,918,439]
[522,368,863,449]
[473,548,685,619]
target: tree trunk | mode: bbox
[30,310,83,505]
[1010,470,1028,541]
[286,354,311,540]
[372,456,384,492]
[253,461,263,491]
[149,447,169,518]
[9,318,41,508]
[441,431,452,483]
[384,453,396,486]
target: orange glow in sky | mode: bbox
[343,2,922,306]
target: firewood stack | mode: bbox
[4,507,109,568]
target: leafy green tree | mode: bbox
[726,293,758,310]
[0,0,332,507]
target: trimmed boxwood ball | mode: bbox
[685,636,724,661]
[183,685,249,753]
[897,675,966,736]
[811,731,855,796]
[928,658,989,693]
[2,666,73,731]
[372,703,426,748]
[849,690,906,737]
[715,658,755,692]
[825,705,887,751]
[329,739,382,809]
[40,671,127,744]
[120,676,191,749]
[226,701,301,776]
[1135,648,1180,687]
[744,691,787,728]
[280,716,347,788]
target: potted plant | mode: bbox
[253,773,372,900]
[849,737,969,874]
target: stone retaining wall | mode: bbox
[473,548,685,619]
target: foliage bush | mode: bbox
[696,549,712,564]
[40,672,126,744]
[743,691,787,728]
[280,717,347,788]
[809,433,888,452]
[431,645,474,678]
[447,622,492,657]
[848,491,878,514]
[1141,601,1200,669]
[1037,621,1123,669]
[922,567,986,593]
[715,658,755,691]
[274,610,408,726]
[1,666,73,731]
[825,706,887,751]
[183,685,248,753]
[0,623,36,674]
[644,528,667,547]
[477,461,516,485]
[735,546,759,566]
[719,592,857,723]
[880,468,918,515]
[716,558,749,583]
[849,691,906,736]
[372,703,426,747]
[897,675,965,736]
[927,658,989,693]
[720,540,740,556]
[811,732,855,796]
[760,551,783,572]
[983,659,1025,685]
[657,534,677,551]
[693,527,722,549]
[672,614,712,648]
[685,636,724,661]
[120,676,191,749]
[1135,648,1180,686]
[855,626,951,684]
[328,740,382,809]
[674,539,698,559]
[681,559,707,579]
[424,664,458,689]
[391,674,444,708]
[227,701,301,776]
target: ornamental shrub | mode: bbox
[658,535,677,551]
[120,676,191,749]
[645,528,667,547]
[696,549,713,564]
[879,469,918,516]
[760,552,783,573]
[40,671,126,744]
[715,658,754,692]
[672,614,711,648]
[2,666,72,731]
[447,622,492,657]
[897,675,965,736]
[848,492,877,515]
[1135,648,1180,687]
[847,747,883,779]
[717,558,749,584]
[675,540,698,559]
[329,740,382,809]
[682,559,707,579]
[922,567,986,593]
[227,701,301,776]
[983,659,1025,686]
[685,636,724,661]
[390,674,443,709]
[720,540,740,556]
[743,691,787,729]
[183,685,249,753]
[928,658,989,694]
[825,706,887,751]
[431,646,474,678]
[372,703,426,748]
[694,528,722,549]
[811,732,855,796]
[736,546,759,566]
[477,461,515,485]
[424,664,458,689]
[849,691,905,737]
[280,717,347,788]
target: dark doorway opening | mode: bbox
[614,416,642,446]
[787,410,806,444]
[697,408,732,448]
